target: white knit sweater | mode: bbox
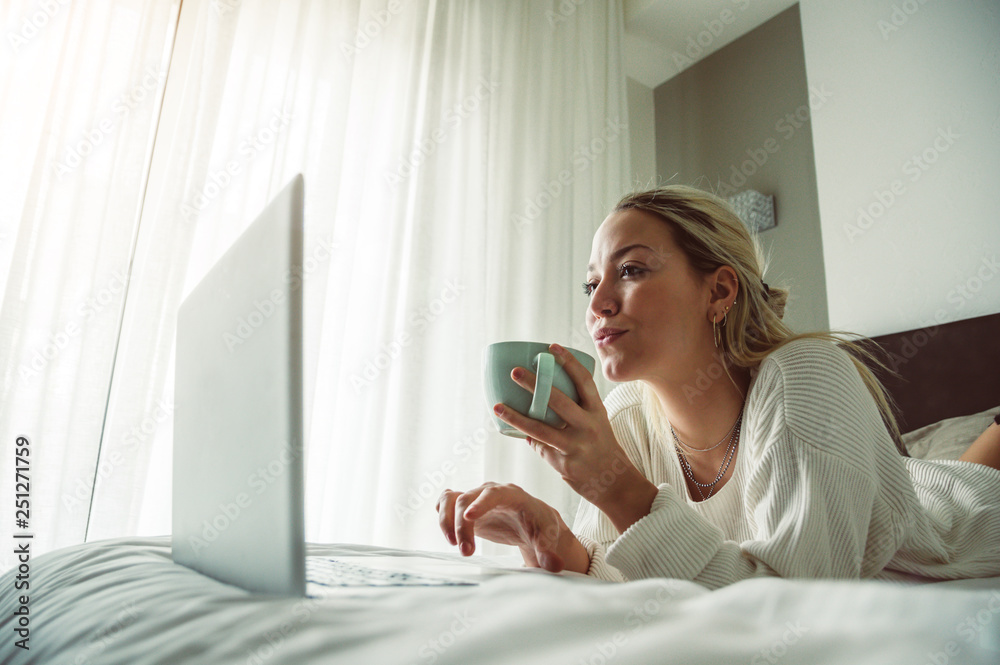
[573,338,1000,589]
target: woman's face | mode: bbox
[585,208,714,385]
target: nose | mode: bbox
[587,280,619,322]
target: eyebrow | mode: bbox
[587,243,656,273]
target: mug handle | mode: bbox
[527,352,555,421]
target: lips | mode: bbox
[594,327,626,346]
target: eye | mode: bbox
[619,263,644,278]
[582,281,596,297]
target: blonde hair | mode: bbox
[612,185,905,453]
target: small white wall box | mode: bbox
[728,190,775,233]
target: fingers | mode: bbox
[453,489,481,556]
[440,482,511,556]
[506,344,603,428]
[509,366,580,428]
[436,489,460,546]
[548,343,603,410]
[438,484,569,572]
[493,402,569,453]
[462,482,519,520]
[437,486,486,550]
[466,486,563,571]
[526,435,567,474]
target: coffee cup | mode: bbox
[483,341,597,438]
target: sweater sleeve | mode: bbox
[606,431,887,588]
[575,532,627,582]
[571,383,653,582]
[599,339,909,589]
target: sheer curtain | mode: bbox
[2,0,629,561]
[0,0,180,567]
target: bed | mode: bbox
[3,314,999,665]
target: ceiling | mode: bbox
[623,0,799,88]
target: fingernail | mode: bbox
[550,343,564,354]
[494,404,504,415]
[461,542,472,555]
[512,368,524,380]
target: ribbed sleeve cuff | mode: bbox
[576,533,627,582]
[606,483,724,581]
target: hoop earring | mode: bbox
[714,303,731,349]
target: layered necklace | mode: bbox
[670,407,743,501]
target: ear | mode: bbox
[706,265,739,320]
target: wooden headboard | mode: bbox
[868,311,1000,433]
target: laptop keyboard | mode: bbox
[306,556,476,587]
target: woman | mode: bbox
[437,185,1000,587]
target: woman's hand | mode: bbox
[492,343,658,533]
[436,482,589,573]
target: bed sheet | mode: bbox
[2,536,999,665]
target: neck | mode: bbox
[646,354,752,451]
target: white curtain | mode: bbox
[1,0,629,561]
[0,0,181,567]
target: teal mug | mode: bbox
[483,341,597,438]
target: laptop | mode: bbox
[171,174,567,596]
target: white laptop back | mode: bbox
[171,174,576,595]
[173,174,305,596]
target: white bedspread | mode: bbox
[2,536,999,664]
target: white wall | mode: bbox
[626,76,657,189]
[799,0,1000,337]
[651,6,829,334]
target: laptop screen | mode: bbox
[172,174,305,596]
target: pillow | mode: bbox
[901,406,999,461]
